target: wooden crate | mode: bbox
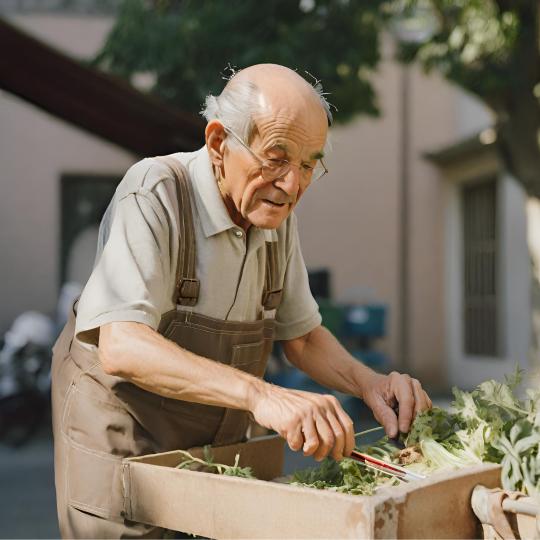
[122,435,502,539]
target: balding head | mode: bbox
[202,63,331,145]
[228,64,330,125]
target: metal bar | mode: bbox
[502,498,539,517]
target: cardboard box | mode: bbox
[122,435,502,539]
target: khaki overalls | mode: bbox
[51,157,282,538]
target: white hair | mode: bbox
[201,80,261,145]
[200,74,334,150]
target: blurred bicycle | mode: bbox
[0,311,55,447]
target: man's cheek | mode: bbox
[242,181,264,210]
[240,188,257,217]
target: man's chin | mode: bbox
[246,207,291,229]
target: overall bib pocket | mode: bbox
[230,339,267,377]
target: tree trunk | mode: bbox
[527,199,540,384]
[496,90,540,199]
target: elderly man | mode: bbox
[51,64,431,538]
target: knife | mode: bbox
[349,449,426,482]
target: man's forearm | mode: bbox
[282,325,375,397]
[98,321,264,411]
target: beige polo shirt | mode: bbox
[75,146,321,347]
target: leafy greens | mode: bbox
[292,368,540,496]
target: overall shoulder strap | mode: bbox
[156,156,200,306]
[262,240,283,311]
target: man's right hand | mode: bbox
[248,382,355,461]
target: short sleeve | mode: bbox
[274,217,321,341]
[75,190,175,346]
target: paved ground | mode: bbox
[0,396,450,538]
[0,424,59,539]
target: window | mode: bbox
[462,179,499,356]
[60,174,120,285]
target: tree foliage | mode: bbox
[392,0,540,197]
[93,0,385,123]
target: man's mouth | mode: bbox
[262,199,287,208]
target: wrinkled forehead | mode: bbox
[253,94,328,158]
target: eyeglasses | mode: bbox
[223,126,328,184]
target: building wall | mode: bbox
[296,43,485,390]
[0,14,135,333]
[406,65,456,386]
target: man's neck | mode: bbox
[217,179,251,232]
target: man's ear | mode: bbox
[205,120,226,167]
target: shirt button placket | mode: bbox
[227,227,248,319]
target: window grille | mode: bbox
[462,180,498,356]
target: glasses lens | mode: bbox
[262,160,290,181]
[261,159,327,183]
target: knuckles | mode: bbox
[277,390,355,460]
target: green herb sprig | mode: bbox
[175,446,254,478]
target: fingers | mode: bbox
[325,411,346,461]
[411,378,431,413]
[372,394,399,438]
[334,407,355,457]
[287,422,304,452]
[312,414,335,461]
[391,374,415,434]
[320,395,355,460]
[317,395,354,461]
[284,393,353,462]
[301,415,319,457]
[387,372,432,434]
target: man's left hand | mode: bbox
[360,371,432,438]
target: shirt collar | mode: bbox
[188,146,236,238]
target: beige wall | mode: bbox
[296,48,464,390]
[0,14,135,333]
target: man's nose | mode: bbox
[273,167,301,197]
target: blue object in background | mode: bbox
[340,303,389,372]
[265,299,390,403]
[343,304,386,338]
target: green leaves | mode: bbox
[293,370,540,497]
[175,447,254,478]
[292,455,395,495]
[93,0,386,122]
[392,0,525,97]
[419,438,481,470]
[405,406,462,447]
[425,370,540,496]
[493,419,540,494]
